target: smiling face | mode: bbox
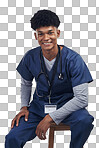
[34,26,60,53]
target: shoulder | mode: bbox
[24,46,41,57]
[22,46,41,62]
[62,45,83,63]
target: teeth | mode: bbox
[44,43,51,45]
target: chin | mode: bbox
[41,44,54,51]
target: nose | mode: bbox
[43,33,49,40]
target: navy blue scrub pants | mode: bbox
[5,108,94,148]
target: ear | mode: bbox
[34,32,38,40]
[57,29,60,38]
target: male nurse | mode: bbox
[5,9,94,148]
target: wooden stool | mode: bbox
[48,122,84,148]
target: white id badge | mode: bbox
[44,104,57,113]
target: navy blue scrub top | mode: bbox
[16,45,93,117]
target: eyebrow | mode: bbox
[38,29,54,33]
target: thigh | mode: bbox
[62,108,94,128]
[7,111,43,144]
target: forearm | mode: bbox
[49,83,88,125]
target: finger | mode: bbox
[40,130,46,140]
[43,132,46,140]
[41,130,46,140]
[39,131,43,140]
[37,129,41,140]
[41,133,46,140]
[25,112,29,121]
[42,132,46,140]
[36,128,42,140]
[11,117,16,129]
[16,116,21,127]
[35,128,39,138]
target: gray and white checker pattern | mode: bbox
[0,0,98,148]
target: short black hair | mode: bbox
[30,9,60,30]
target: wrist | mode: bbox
[46,114,53,123]
[20,106,28,111]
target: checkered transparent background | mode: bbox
[0,0,99,148]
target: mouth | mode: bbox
[42,42,52,45]
[43,42,52,45]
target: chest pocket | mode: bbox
[51,71,73,97]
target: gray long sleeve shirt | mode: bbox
[20,56,89,125]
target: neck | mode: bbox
[42,45,58,61]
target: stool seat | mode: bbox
[49,122,70,130]
[48,122,84,148]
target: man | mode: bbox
[5,9,94,148]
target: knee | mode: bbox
[5,132,20,146]
[80,114,94,129]
[5,132,14,142]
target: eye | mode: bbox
[38,33,43,36]
[48,32,53,35]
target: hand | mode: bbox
[36,114,53,140]
[11,106,29,129]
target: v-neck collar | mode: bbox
[40,45,65,80]
[43,56,56,72]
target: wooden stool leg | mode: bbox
[48,127,54,148]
